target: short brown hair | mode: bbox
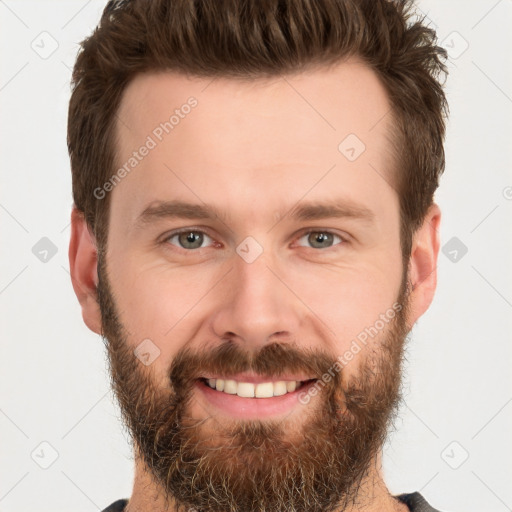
[67,0,448,261]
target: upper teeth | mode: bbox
[206,378,302,398]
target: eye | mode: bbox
[161,228,346,252]
[163,229,215,250]
[296,230,345,249]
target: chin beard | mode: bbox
[98,257,409,512]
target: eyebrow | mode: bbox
[134,199,375,227]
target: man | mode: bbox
[67,0,449,510]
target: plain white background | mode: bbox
[1,1,511,511]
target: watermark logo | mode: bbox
[31,441,59,469]
[236,236,264,263]
[32,237,58,263]
[441,31,469,60]
[441,441,469,469]
[31,31,59,59]
[338,133,366,162]
[134,338,161,366]
[442,236,468,263]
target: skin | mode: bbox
[69,58,440,511]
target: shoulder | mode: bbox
[396,492,444,511]
[101,499,129,512]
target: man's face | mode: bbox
[98,59,410,511]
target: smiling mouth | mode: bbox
[198,377,317,398]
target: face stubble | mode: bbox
[97,252,411,512]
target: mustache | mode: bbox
[169,341,342,396]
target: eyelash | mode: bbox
[160,227,348,252]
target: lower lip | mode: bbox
[195,379,318,419]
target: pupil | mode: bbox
[180,231,202,249]
[311,232,331,248]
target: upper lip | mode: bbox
[200,373,316,384]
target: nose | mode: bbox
[210,245,303,350]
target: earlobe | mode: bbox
[68,207,103,335]
[406,203,441,326]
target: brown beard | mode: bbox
[97,254,410,512]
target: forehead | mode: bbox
[117,59,393,147]
[112,59,397,229]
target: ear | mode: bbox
[406,203,441,326]
[68,207,102,334]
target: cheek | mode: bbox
[108,236,403,373]
[110,258,212,349]
[283,260,403,343]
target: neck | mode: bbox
[125,450,408,512]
